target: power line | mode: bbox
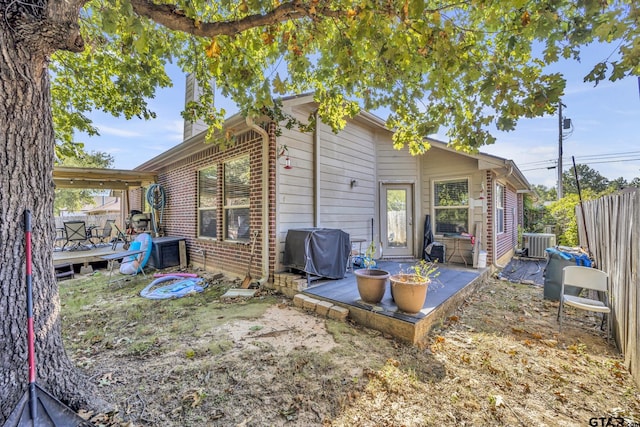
[520,157,640,172]
[518,150,640,166]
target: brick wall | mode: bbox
[485,171,493,264]
[495,181,518,261]
[138,125,278,280]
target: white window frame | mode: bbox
[223,155,251,242]
[496,183,505,235]
[433,177,470,235]
[197,164,218,239]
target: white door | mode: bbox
[381,184,414,257]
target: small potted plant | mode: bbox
[390,260,439,314]
[354,241,390,304]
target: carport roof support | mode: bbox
[53,166,157,190]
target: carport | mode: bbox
[53,166,158,273]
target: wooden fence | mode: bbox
[576,189,639,387]
[54,214,120,230]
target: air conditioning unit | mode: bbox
[522,233,557,258]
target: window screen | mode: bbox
[496,184,505,234]
[198,165,218,238]
[224,156,250,241]
[434,179,469,234]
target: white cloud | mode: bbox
[96,124,143,138]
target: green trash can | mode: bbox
[543,251,583,301]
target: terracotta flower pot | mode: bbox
[354,269,390,304]
[390,274,429,314]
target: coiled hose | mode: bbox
[145,184,166,236]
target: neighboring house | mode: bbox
[58,194,120,216]
[133,87,531,281]
[85,195,121,215]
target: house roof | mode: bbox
[85,198,121,214]
[134,94,531,192]
[134,113,247,172]
[425,140,532,192]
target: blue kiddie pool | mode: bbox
[140,275,206,299]
[120,233,153,275]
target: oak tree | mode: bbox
[1,0,638,419]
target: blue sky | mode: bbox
[79,42,638,188]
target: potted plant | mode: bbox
[354,242,390,304]
[390,260,439,314]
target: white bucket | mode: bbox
[477,250,487,268]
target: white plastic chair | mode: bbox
[557,265,610,341]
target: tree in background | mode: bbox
[528,163,640,245]
[54,151,114,216]
[562,163,611,195]
[2,0,639,420]
[532,184,557,203]
[608,176,631,192]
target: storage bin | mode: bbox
[477,250,487,268]
[148,236,185,269]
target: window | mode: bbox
[224,156,250,241]
[198,165,218,238]
[434,179,469,234]
[496,184,505,234]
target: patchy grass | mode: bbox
[60,270,640,426]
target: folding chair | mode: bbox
[111,223,130,250]
[54,227,66,251]
[557,265,611,341]
[92,219,116,246]
[62,221,93,251]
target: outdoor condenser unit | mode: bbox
[522,233,557,258]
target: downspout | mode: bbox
[246,117,270,286]
[314,110,320,227]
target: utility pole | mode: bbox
[557,102,563,200]
[557,102,573,200]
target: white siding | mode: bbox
[376,133,420,255]
[276,107,378,270]
[420,148,486,262]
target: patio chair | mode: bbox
[91,219,116,246]
[54,227,66,252]
[111,223,130,251]
[557,266,611,341]
[62,221,94,251]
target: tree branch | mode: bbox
[129,0,342,37]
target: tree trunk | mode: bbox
[0,1,96,422]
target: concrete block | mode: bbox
[303,297,319,311]
[294,278,308,291]
[79,265,93,275]
[293,294,309,308]
[315,300,333,317]
[328,305,349,321]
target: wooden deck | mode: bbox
[53,243,129,273]
[303,260,490,344]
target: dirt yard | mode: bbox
[58,269,639,426]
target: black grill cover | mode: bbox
[283,228,350,279]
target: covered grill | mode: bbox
[283,228,350,279]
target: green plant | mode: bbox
[397,259,440,283]
[363,241,377,269]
